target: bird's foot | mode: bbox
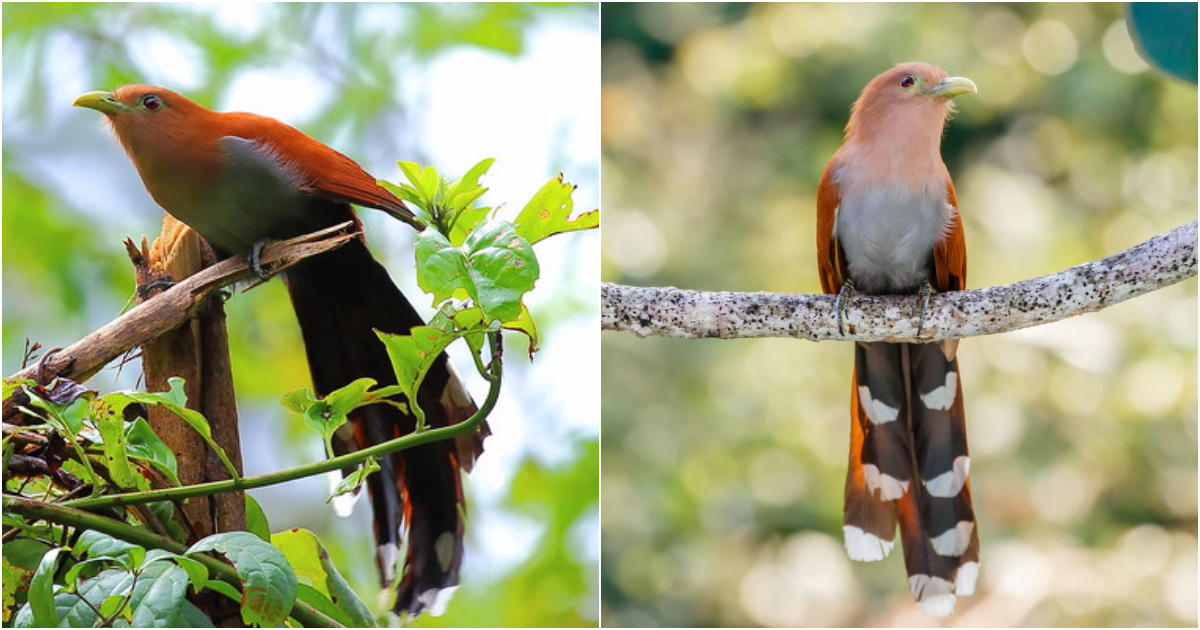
[249,241,272,280]
[835,279,857,336]
[137,278,176,299]
[913,280,935,337]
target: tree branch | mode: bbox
[602,221,1196,342]
[6,223,358,385]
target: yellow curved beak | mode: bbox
[927,77,977,99]
[73,91,130,114]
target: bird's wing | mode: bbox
[816,161,845,294]
[933,179,967,292]
[220,113,416,226]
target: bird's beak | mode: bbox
[926,77,977,99]
[73,91,130,115]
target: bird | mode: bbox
[815,62,978,617]
[74,85,488,616]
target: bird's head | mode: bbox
[845,62,977,143]
[73,85,212,157]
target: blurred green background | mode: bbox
[600,3,1196,627]
[3,3,598,627]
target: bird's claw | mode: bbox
[249,241,272,280]
[913,280,935,337]
[835,279,857,336]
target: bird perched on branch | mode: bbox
[815,62,978,617]
[75,85,487,616]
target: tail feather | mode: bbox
[284,237,487,616]
[844,382,898,561]
[845,341,977,617]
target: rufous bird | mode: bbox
[74,85,487,616]
[815,62,978,617]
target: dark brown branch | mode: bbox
[5,222,357,385]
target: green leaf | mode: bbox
[170,556,209,595]
[377,325,456,416]
[415,227,472,302]
[328,457,380,502]
[64,557,129,589]
[95,402,140,490]
[462,220,540,321]
[448,204,493,247]
[3,538,51,572]
[502,303,540,355]
[416,219,539,323]
[29,547,63,628]
[3,557,32,623]
[294,583,354,627]
[272,529,375,628]
[2,378,35,401]
[76,530,141,562]
[281,388,318,415]
[513,174,600,245]
[397,160,440,209]
[245,494,272,542]
[125,418,180,486]
[298,378,377,457]
[106,378,239,480]
[14,568,130,628]
[204,579,242,603]
[325,378,377,416]
[186,532,297,628]
[130,562,189,627]
[98,593,125,619]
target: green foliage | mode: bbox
[186,532,297,627]
[4,4,598,625]
[104,378,239,481]
[272,529,375,628]
[5,154,598,627]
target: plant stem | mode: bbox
[61,344,502,512]
[1,495,342,628]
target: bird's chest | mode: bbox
[137,138,335,257]
[834,175,952,294]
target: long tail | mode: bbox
[284,237,488,616]
[843,341,978,617]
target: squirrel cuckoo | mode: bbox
[815,63,977,617]
[74,85,487,616]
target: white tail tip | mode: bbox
[843,525,894,562]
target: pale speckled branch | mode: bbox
[602,221,1197,342]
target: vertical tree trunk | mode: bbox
[131,214,245,540]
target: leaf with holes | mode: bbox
[186,532,296,627]
[514,174,599,245]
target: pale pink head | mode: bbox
[844,62,977,144]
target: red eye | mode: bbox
[900,75,915,88]
[142,95,162,111]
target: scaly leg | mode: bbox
[913,279,935,337]
[835,279,857,336]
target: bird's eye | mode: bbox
[900,75,916,88]
[142,95,163,111]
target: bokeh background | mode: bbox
[3,3,599,627]
[601,3,1196,627]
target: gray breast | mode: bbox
[834,180,953,294]
[178,136,334,255]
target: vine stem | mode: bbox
[60,333,502,512]
[0,495,342,628]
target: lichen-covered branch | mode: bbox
[602,221,1196,342]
